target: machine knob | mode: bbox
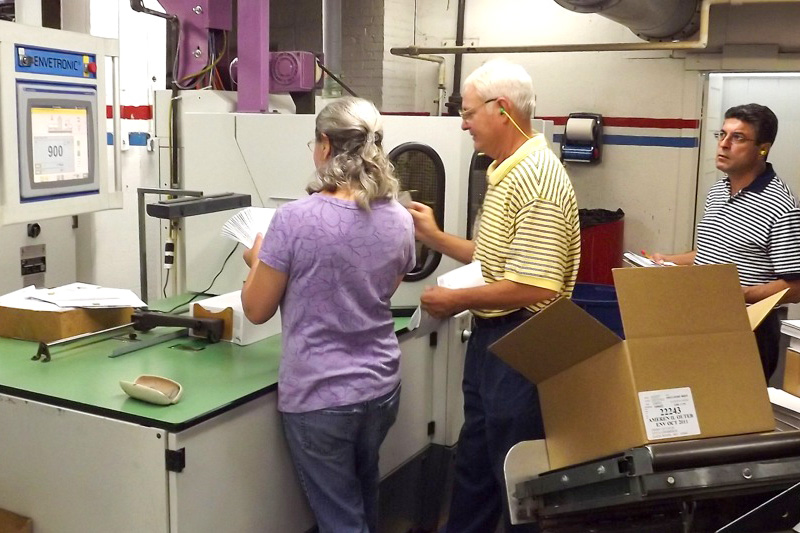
[27,223,41,238]
[87,62,97,74]
[461,329,471,343]
[20,55,33,67]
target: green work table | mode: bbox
[0,316,412,432]
[0,310,416,533]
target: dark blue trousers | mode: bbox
[445,315,544,533]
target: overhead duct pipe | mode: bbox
[553,0,701,42]
[391,0,800,57]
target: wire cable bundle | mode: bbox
[220,207,277,249]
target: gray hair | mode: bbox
[463,59,535,118]
[306,97,399,210]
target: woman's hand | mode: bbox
[243,233,264,268]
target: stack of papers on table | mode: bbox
[408,261,486,337]
[0,283,145,310]
[220,207,277,249]
[0,284,141,343]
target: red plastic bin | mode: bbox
[576,215,624,286]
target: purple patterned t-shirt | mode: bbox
[258,193,416,413]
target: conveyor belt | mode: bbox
[646,430,800,471]
[514,430,800,532]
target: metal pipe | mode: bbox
[412,54,446,116]
[391,0,800,57]
[322,0,343,98]
[554,0,701,42]
[112,56,123,196]
[445,0,467,116]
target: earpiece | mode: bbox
[760,150,768,156]
[500,107,506,115]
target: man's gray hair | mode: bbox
[464,58,535,118]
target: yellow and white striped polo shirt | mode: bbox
[472,134,580,318]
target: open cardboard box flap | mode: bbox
[615,264,765,338]
[491,264,779,385]
[491,296,622,384]
[490,263,779,469]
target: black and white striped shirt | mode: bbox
[695,163,800,285]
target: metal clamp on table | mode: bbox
[509,431,800,533]
[33,310,224,362]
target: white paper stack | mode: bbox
[0,282,146,309]
[220,207,277,249]
[782,320,800,351]
[623,251,676,267]
[408,261,486,337]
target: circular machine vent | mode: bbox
[271,53,300,85]
[388,142,446,282]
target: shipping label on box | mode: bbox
[638,387,701,440]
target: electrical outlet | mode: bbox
[442,38,480,47]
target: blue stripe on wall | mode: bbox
[554,133,698,148]
[129,132,150,146]
[107,132,150,146]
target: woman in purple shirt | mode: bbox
[242,97,416,533]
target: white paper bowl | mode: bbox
[120,375,183,405]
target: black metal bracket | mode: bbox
[132,310,224,343]
[165,448,186,473]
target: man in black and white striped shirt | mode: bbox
[654,104,800,381]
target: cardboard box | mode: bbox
[192,290,281,345]
[0,508,32,533]
[0,306,133,343]
[491,264,780,470]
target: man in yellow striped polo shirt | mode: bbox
[409,58,580,533]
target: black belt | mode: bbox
[472,308,534,328]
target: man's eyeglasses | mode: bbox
[458,98,498,121]
[713,130,756,144]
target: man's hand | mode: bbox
[407,201,441,247]
[650,252,668,265]
[243,233,264,268]
[421,286,463,319]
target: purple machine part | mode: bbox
[236,0,270,112]
[156,0,317,113]
[270,52,318,93]
[157,0,233,84]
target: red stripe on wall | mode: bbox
[106,105,153,120]
[537,116,699,129]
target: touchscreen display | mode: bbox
[29,106,90,183]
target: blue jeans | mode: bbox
[445,316,544,533]
[281,385,401,533]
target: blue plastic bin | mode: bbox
[571,282,624,338]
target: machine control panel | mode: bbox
[15,45,97,79]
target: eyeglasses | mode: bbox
[307,139,316,151]
[713,130,756,144]
[458,98,498,121]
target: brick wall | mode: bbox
[342,0,385,106]
[270,0,384,106]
